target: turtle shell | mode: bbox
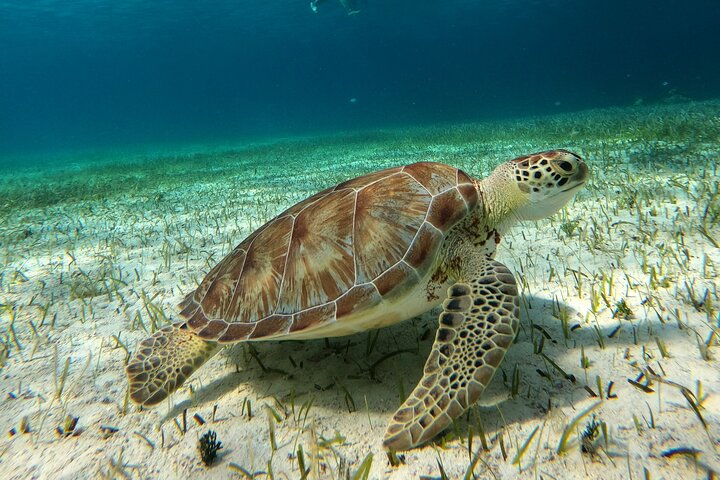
[178,162,478,343]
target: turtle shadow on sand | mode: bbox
[162,294,691,438]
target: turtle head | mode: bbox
[482,149,589,225]
[510,149,589,220]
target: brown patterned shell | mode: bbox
[178,162,479,343]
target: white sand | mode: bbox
[1,104,718,479]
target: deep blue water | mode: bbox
[1,0,719,159]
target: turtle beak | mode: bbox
[560,162,590,193]
[576,160,590,183]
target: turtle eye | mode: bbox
[556,160,574,174]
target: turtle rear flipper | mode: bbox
[126,325,220,406]
[383,259,520,451]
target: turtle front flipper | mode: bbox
[383,259,520,450]
[126,324,221,407]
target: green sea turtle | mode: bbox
[126,149,589,450]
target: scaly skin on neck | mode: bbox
[438,169,523,284]
[476,165,525,235]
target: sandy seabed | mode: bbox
[1,102,719,479]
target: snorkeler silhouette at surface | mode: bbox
[310,0,360,15]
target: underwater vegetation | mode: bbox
[0,100,718,478]
[198,430,223,466]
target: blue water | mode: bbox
[1,0,719,159]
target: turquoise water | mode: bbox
[1,0,719,161]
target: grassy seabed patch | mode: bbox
[0,101,719,479]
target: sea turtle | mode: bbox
[126,149,589,450]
